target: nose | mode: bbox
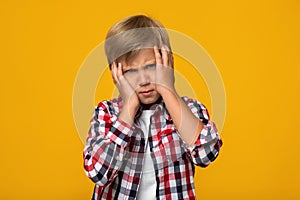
[138,70,150,87]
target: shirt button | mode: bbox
[158,171,163,177]
[192,151,197,156]
[116,156,120,161]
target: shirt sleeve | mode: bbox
[83,101,134,186]
[182,97,223,168]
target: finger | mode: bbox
[166,45,173,67]
[154,46,163,66]
[169,54,174,68]
[161,45,169,67]
[117,62,123,80]
[112,62,119,83]
[165,46,174,67]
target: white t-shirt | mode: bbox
[136,110,156,200]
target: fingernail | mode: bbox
[118,62,121,67]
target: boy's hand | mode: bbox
[111,62,140,110]
[154,45,176,95]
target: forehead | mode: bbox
[125,48,155,67]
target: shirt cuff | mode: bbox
[185,120,219,151]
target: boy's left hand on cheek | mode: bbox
[154,45,176,95]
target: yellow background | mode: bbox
[1,0,300,199]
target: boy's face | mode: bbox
[119,48,161,105]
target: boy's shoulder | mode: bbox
[181,96,196,103]
[181,96,207,109]
[97,96,122,106]
[95,96,123,114]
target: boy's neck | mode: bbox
[141,96,162,110]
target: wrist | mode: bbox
[119,101,139,125]
[124,100,139,114]
[122,93,140,110]
[157,85,176,96]
[158,86,178,99]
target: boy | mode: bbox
[83,15,223,200]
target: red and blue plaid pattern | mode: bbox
[83,96,223,199]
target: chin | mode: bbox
[140,99,155,105]
[139,96,161,105]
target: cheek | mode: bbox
[124,74,139,89]
[149,71,156,83]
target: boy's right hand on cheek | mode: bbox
[111,62,140,109]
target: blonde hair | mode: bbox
[104,15,172,68]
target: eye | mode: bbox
[123,68,138,74]
[144,64,156,70]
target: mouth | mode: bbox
[139,89,154,96]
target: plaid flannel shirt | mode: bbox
[83,96,222,200]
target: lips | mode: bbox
[139,89,154,94]
[139,89,154,96]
